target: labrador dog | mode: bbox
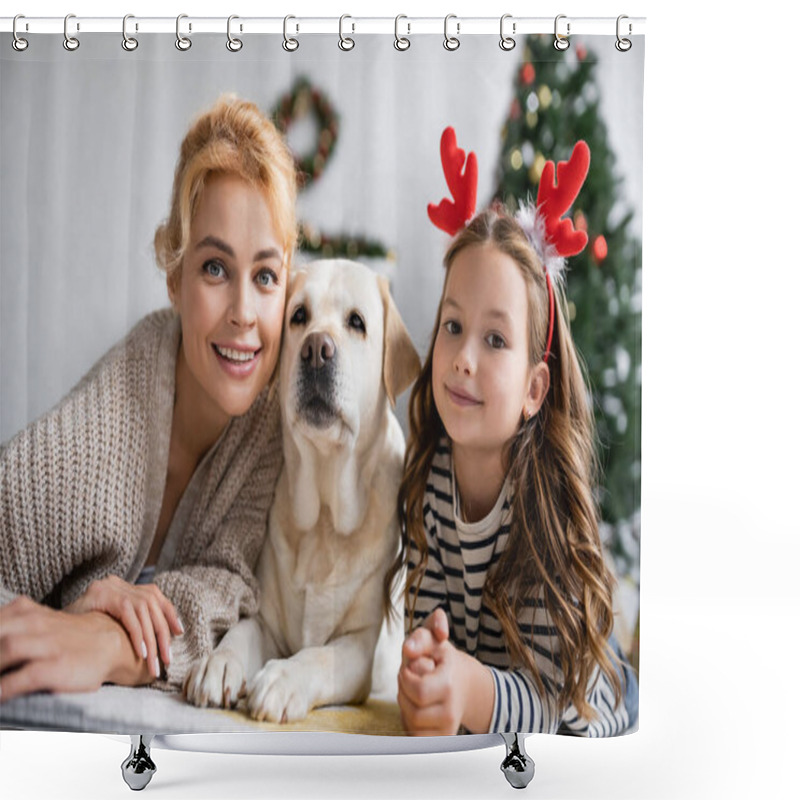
[184,259,420,722]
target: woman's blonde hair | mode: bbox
[392,206,623,720]
[154,94,298,281]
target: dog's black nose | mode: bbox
[301,332,336,368]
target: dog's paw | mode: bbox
[182,648,247,710]
[246,659,313,723]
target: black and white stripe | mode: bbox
[406,439,631,736]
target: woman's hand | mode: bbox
[0,596,152,702]
[397,608,495,736]
[65,575,183,678]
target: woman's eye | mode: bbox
[443,320,461,335]
[256,268,277,288]
[203,260,225,279]
[290,305,307,326]
[348,312,366,333]
[487,333,507,349]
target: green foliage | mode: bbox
[298,223,390,260]
[494,36,641,575]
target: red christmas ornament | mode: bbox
[521,63,535,85]
[577,44,588,62]
[574,210,588,233]
[592,235,608,263]
[510,98,521,120]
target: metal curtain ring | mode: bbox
[500,14,516,51]
[283,15,299,52]
[63,13,80,51]
[616,15,632,51]
[175,14,192,51]
[338,15,355,51]
[443,14,460,51]
[12,15,29,52]
[394,14,410,51]
[226,15,243,52]
[553,14,570,51]
[122,14,139,51]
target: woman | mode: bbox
[0,95,297,700]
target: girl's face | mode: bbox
[432,242,549,460]
[170,172,287,427]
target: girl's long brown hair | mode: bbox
[389,207,622,720]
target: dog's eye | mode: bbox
[290,305,307,326]
[347,312,366,334]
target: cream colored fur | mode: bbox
[184,259,419,722]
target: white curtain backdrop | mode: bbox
[1,33,643,442]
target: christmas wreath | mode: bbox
[272,77,339,186]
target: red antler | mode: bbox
[536,140,590,257]
[427,127,478,236]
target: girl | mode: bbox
[395,132,637,736]
[0,95,297,700]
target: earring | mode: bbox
[523,408,533,422]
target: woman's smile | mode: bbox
[212,342,263,377]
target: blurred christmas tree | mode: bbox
[494,36,641,578]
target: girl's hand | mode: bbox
[0,596,152,701]
[398,634,465,735]
[65,575,183,678]
[421,607,450,643]
[398,609,463,735]
[402,607,450,677]
[397,608,495,735]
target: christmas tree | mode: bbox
[494,36,641,578]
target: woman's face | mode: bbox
[170,172,287,424]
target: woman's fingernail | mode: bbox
[141,642,148,660]
[177,618,184,635]
[168,645,173,664]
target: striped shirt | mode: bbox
[405,439,632,736]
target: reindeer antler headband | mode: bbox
[427,127,478,236]
[427,127,591,363]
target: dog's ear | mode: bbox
[379,276,421,407]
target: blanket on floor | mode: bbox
[0,686,404,736]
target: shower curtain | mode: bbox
[0,23,643,738]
